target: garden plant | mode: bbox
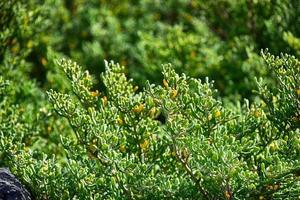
[0,0,300,199]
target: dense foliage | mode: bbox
[0,0,299,199]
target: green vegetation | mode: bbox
[0,0,299,199]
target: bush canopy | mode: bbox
[0,0,300,199]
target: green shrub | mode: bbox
[1,51,299,199]
[0,0,300,199]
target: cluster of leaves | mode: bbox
[0,0,300,199]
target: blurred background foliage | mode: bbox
[1,0,300,100]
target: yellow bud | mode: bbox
[41,58,47,66]
[11,45,20,54]
[140,140,149,150]
[181,148,189,160]
[24,147,30,152]
[224,190,231,200]
[116,117,124,125]
[41,35,50,43]
[214,110,221,118]
[91,90,99,97]
[47,126,52,133]
[259,196,264,200]
[102,96,107,106]
[191,0,197,8]
[278,68,286,75]
[163,79,169,88]
[119,145,126,153]
[133,104,144,113]
[261,100,266,107]
[266,185,273,190]
[88,107,94,114]
[269,141,279,152]
[297,89,300,96]
[41,165,48,173]
[151,133,157,140]
[170,89,178,99]
[92,138,97,144]
[149,107,157,118]
[190,51,196,58]
[133,86,139,92]
[27,40,34,48]
[273,184,280,190]
[171,151,176,157]
[208,114,212,120]
[248,183,256,190]
[254,110,261,118]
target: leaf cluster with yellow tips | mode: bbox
[119,145,126,153]
[102,96,107,106]
[148,107,158,118]
[90,90,100,97]
[170,89,178,99]
[139,140,149,150]
[133,104,144,113]
[116,117,124,125]
[214,110,221,118]
[163,79,169,88]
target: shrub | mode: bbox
[0,0,299,199]
[1,51,299,199]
